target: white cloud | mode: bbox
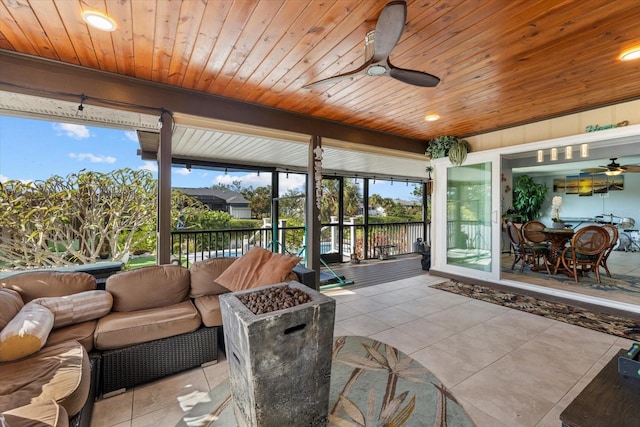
[69,153,116,163]
[53,123,91,139]
[0,174,7,183]
[174,166,192,176]
[124,131,138,142]
[212,172,305,192]
[279,173,307,192]
[139,161,158,172]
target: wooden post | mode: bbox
[307,136,322,289]
[157,110,172,265]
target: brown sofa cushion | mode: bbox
[46,320,97,352]
[0,271,96,303]
[3,400,69,427]
[0,288,23,330]
[94,300,201,350]
[0,340,90,418]
[106,265,190,312]
[193,295,223,327]
[32,290,113,328]
[189,257,237,298]
[215,247,301,292]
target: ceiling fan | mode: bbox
[303,0,440,89]
[581,158,640,175]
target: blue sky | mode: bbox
[0,115,416,199]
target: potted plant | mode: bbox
[425,136,471,166]
[512,175,547,222]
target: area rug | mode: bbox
[178,335,474,426]
[500,264,640,306]
[431,280,640,340]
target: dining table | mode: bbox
[542,227,575,274]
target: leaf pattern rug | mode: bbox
[178,336,474,426]
[432,280,639,340]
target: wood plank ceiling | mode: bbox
[0,0,639,143]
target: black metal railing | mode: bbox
[171,221,429,267]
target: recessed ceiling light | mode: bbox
[620,47,640,61]
[424,114,440,122]
[82,11,117,32]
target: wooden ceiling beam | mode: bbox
[0,50,427,155]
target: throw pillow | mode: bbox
[215,247,301,292]
[0,302,54,362]
[0,288,24,330]
[32,290,113,328]
[189,257,238,298]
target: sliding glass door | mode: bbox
[446,162,492,271]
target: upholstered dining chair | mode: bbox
[506,221,551,274]
[522,221,550,246]
[599,224,618,277]
[560,225,610,284]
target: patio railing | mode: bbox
[171,220,429,267]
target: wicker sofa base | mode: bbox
[100,326,219,395]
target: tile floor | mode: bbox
[90,270,637,427]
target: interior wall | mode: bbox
[468,99,640,151]
[528,173,640,226]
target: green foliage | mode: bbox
[512,175,548,222]
[0,169,156,268]
[242,185,271,219]
[425,136,471,165]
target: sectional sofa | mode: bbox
[0,247,313,427]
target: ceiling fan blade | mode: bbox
[581,168,606,174]
[303,60,371,89]
[389,63,440,87]
[622,165,640,172]
[372,1,407,62]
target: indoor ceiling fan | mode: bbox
[303,0,440,89]
[581,158,640,175]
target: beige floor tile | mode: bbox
[341,296,390,314]
[369,327,426,354]
[130,397,196,427]
[457,398,513,427]
[336,313,392,336]
[535,404,565,427]
[132,368,210,418]
[366,305,419,327]
[366,289,417,306]
[411,345,479,388]
[334,302,364,321]
[423,302,504,333]
[203,356,229,390]
[110,422,131,427]
[452,368,556,427]
[333,323,352,337]
[395,317,458,345]
[91,390,133,427]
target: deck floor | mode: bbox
[320,253,428,289]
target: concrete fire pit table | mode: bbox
[220,281,336,427]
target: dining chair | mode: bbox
[599,224,618,277]
[560,225,610,284]
[522,221,550,245]
[506,221,551,274]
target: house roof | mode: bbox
[175,187,249,205]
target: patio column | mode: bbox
[307,135,322,289]
[157,110,172,264]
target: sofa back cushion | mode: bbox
[189,257,237,298]
[106,265,190,312]
[1,271,96,303]
[32,290,113,328]
[0,288,23,330]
